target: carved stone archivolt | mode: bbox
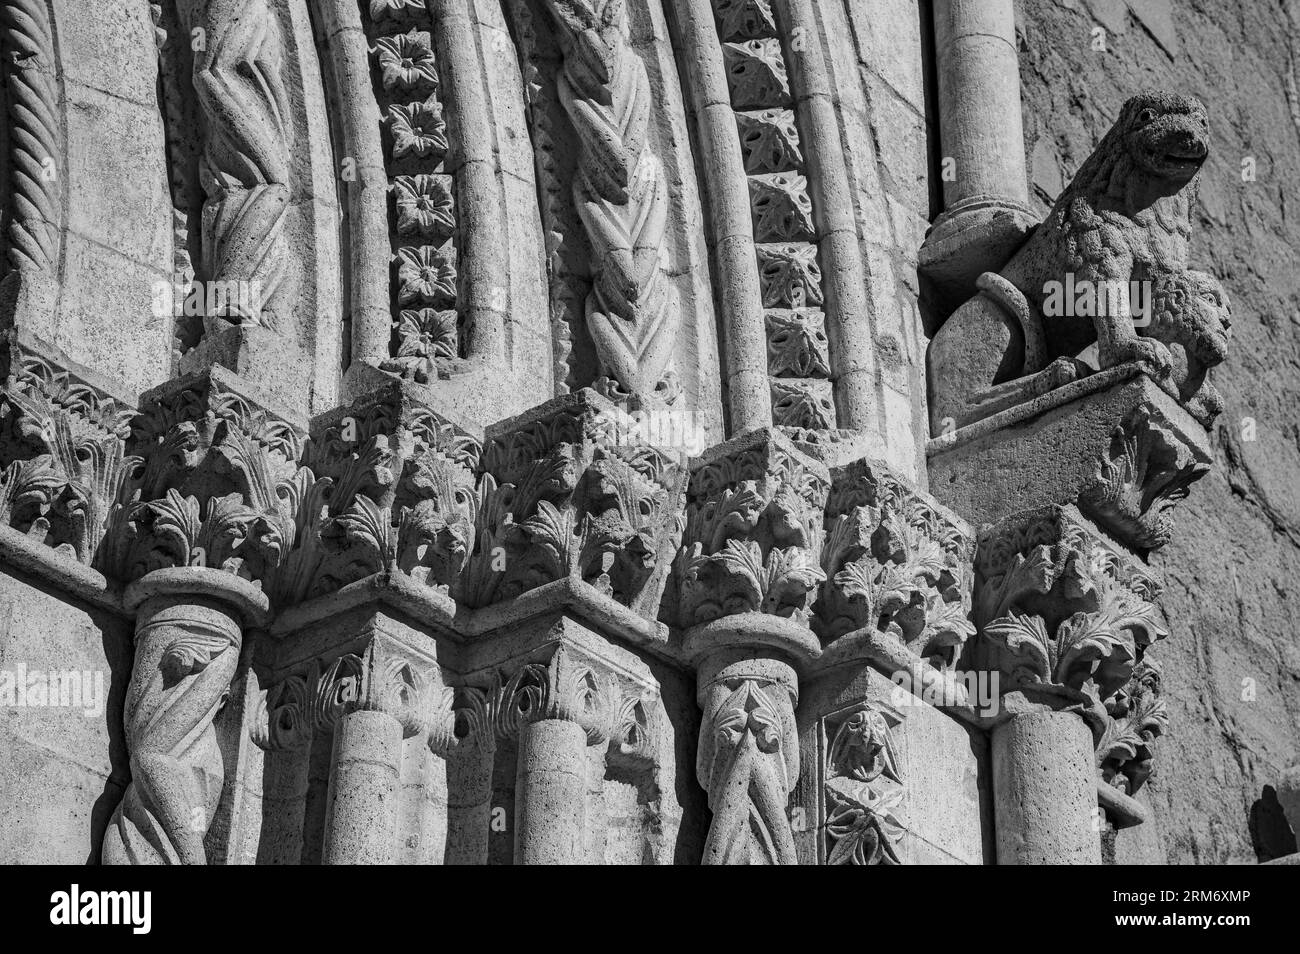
[536,0,682,406]
[0,0,62,281]
[178,0,298,332]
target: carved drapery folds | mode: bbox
[970,506,1170,789]
[463,390,686,617]
[104,569,268,865]
[538,0,681,405]
[823,703,906,865]
[818,459,974,668]
[178,0,297,332]
[675,428,828,626]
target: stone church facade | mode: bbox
[0,0,1296,864]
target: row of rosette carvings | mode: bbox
[0,336,1171,856]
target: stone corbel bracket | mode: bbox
[928,366,1211,553]
[463,389,688,622]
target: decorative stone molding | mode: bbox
[177,0,297,332]
[464,390,686,619]
[823,703,906,865]
[675,428,828,627]
[818,459,974,669]
[537,0,682,406]
[0,0,62,280]
[969,506,1168,713]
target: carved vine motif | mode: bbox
[540,0,681,405]
[0,0,62,276]
[462,396,685,616]
[1079,406,1210,551]
[824,705,906,865]
[697,677,798,864]
[971,509,1169,708]
[364,2,465,378]
[676,433,829,626]
[819,460,974,667]
[1097,659,1168,796]
[178,0,298,332]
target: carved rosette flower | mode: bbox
[757,243,824,309]
[395,242,457,306]
[388,101,448,161]
[393,174,456,239]
[375,31,438,93]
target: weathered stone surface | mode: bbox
[0,0,1283,869]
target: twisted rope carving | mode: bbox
[544,0,680,404]
[1,0,61,275]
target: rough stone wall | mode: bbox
[1015,0,1300,863]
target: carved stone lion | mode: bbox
[928,92,1211,432]
[1145,269,1231,427]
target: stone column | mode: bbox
[920,0,1036,307]
[991,703,1101,865]
[103,568,269,865]
[688,624,813,865]
[322,708,405,865]
[515,716,590,865]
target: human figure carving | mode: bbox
[181,0,297,333]
[102,601,241,865]
[928,92,1211,432]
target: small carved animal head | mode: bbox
[1149,269,1231,366]
[1119,91,1210,184]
